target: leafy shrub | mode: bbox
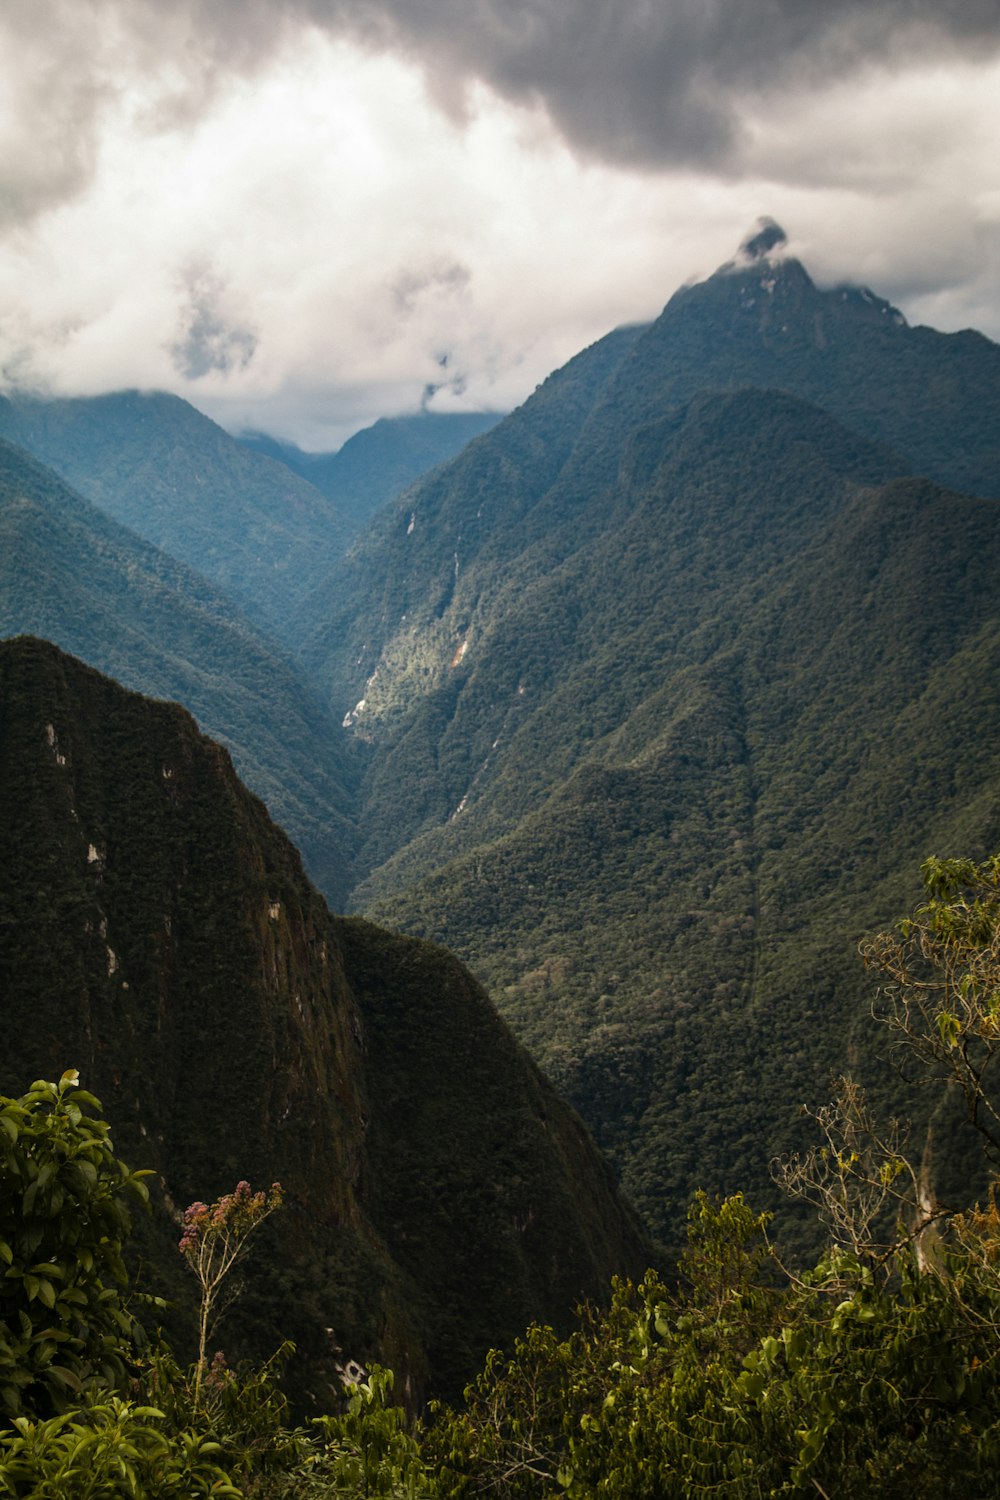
[0,1072,150,1421]
[0,1397,240,1498]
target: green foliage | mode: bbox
[427,1192,1000,1498]
[296,1367,433,1498]
[137,1340,302,1494]
[864,852,1000,1160]
[424,1197,774,1498]
[9,1045,1000,1500]
[772,1076,927,1271]
[0,1072,150,1422]
[0,1398,241,1499]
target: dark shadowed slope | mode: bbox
[0,637,649,1402]
[0,438,356,906]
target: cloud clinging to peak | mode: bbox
[2,0,999,446]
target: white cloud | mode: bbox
[1,10,999,448]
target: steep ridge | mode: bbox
[297,223,1000,729]
[0,637,649,1403]
[0,390,350,642]
[359,459,1000,1239]
[340,390,902,874]
[566,219,1000,506]
[0,438,356,906]
[294,321,647,683]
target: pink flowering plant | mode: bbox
[178,1179,283,1408]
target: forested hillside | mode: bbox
[5,223,1000,1261]
[294,227,1000,1248]
[0,391,350,641]
[240,410,501,533]
[0,439,357,906]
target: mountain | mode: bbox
[0,437,355,906]
[0,391,350,641]
[293,228,1000,1249]
[593,219,1000,501]
[240,411,502,534]
[292,318,647,676]
[0,636,648,1403]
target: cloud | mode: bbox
[170,264,258,380]
[261,1,1000,172]
[6,0,1000,229]
[1,3,999,446]
[392,262,471,316]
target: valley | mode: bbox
[3,220,1000,1379]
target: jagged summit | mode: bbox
[714,219,906,329]
[739,216,788,260]
[713,216,796,279]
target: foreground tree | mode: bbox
[178,1180,283,1410]
[425,854,1000,1497]
[863,853,1000,1158]
[0,1071,150,1420]
[9,853,1000,1495]
[0,1073,243,1497]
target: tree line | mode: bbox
[5,854,1000,1496]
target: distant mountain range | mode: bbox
[0,636,648,1404]
[0,391,351,642]
[0,438,356,905]
[4,219,1000,1274]
[239,410,501,533]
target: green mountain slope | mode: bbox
[362,453,1000,1239]
[0,438,355,906]
[338,390,900,873]
[0,390,350,640]
[294,319,647,679]
[297,224,1000,720]
[294,230,1000,1249]
[240,411,502,534]
[0,636,649,1402]
[565,220,1000,507]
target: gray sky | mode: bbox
[2,0,999,449]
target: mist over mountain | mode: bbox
[5,222,1000,1266]
[619,222,1000,501]
[0,636,648,1402]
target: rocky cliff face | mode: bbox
[0,636,648,1404]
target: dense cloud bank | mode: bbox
[2,0,999,444]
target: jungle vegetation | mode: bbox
[6,853,1000,1496]
[7,232,1000,1259]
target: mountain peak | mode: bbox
[738,217,788,260]
[710,217,796,281]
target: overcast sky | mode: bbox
[2,0,999,449]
